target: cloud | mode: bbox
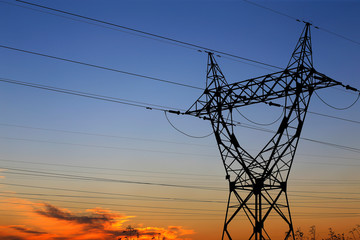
[0,235,26,240]
[10,226,47,235]
[35,203,121,226]
[0,197,194,240]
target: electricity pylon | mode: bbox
[185,23,343,239]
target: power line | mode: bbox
[2,125,359,159]
[2,77,360,147]
[307,110,360,125]
[3,182,358,198]
[301,137,360,153]
[12,0,283,70]
[262,98,360,124]
[1,194,360,212]
[241,0,360,46]
[317,26,360,47]
[1,78,360,155]
[2,131,360,160]
[1,158,359,188]
[242,0,300,22]
[0,163,221,182]
[1,158,359,184]
[0,192,222,212]
[315,91,360,110]
[0,136,215,157]
[0,182,224,204]
[1,211,358,220]
[0,193,223,214]
[235,123,360,153]
[0,0,199,52]
[236,108,284,126]
[0,158,221,177]
[0,122,210,147]
[164,111,213,138]
[2,122,360,157]
[1,193,359,217]
[0,45,203,90]
[289,194,360,201]
[0,201,217,216]
[0,77,183,112]
[3,77,359,125]
[2,166,359,197]
[1,166,225,191]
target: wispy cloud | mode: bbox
[0,197,194,240]
[0,168,7,179]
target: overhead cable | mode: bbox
[0,123,209,147]
[1,158,359,181]
[0,136,215,157]
[315,91,360,110]
[242,0,300,22]
[236,107,284,126]
[1,78,359,153]
[164,111,213,138]
[0,158,221,177]
[0,0,199,51]
[0,192,223,213]
[1,166,225,191]
[0,201,221,216]
[0,77,181,111]
[13,0,283,70]
[0,182,224,204]
[2,167,360,197]
[307,111,360,124]
[242,0,360,46]
[0,45,202,90]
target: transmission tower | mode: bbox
[185,23,345,239]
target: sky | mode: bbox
[0,0,359,239]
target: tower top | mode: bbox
[287,22,313,69]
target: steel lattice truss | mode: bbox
[186,23,341,240]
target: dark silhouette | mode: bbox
[293,225,359,240]
[185,22,357,240]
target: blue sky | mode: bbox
[0,0,359,239]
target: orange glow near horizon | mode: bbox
[0,197,195,240]
[0,195,359,240]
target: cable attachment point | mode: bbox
[268,101,282,107]
[345,85,358,92]
[168,110,181,115]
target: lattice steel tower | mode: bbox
[185,23,343,239]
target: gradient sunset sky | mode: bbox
[0,0,359,239]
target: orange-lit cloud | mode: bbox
[0,197,194,240]
[0,168,6,179]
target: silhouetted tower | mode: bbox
[186,23,345,239]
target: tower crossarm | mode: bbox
[183,23,357,240]
[185,67,342,117]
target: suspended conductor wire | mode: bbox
[164,111,213,139]
[217,55,276,71]
[0,0,199,52]
[12,0,283,70]
[3,76,360,130]
[236,107,284,126]
[241,0,360,47]
[315,91,360,110]
[2,78,360,152]
[308,111,360,125]
[0,77,180,111]
[317,26,360,47]
[242,0,300,22]
[0,45,203,90]
[5,76,359,126]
